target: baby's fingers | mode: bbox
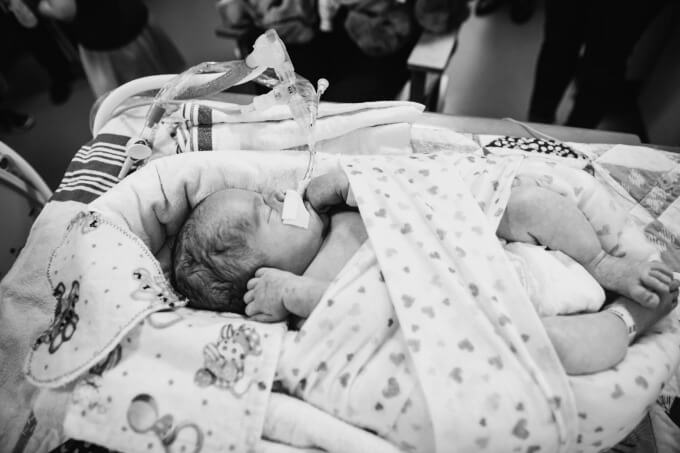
[649,268,672,286]
[244,290,255,304]
[255,267,276,278]
[250,313,276,323]
[245,301,262,317]
[642,273,671,300]
[247,278,259,290]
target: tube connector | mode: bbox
[119,138,153,179]
[245,29,295,84]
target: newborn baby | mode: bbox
[172,168,678,370]
[172,166,678,450]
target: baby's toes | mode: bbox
[630,284,660,309]
[642,270,672,295]
[648,261,674,281]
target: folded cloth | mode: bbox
[175,101,424,153]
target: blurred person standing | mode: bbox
[528,0,668,128]
[0,0,75,105]
[37,0,186,98]
[217,0,468,102]
[0,74,35,134]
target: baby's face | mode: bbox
[218,188,328,275]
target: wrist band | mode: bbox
[606,304,637,344]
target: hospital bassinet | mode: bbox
[1,88,680,453]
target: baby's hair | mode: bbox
[172,197,264,313]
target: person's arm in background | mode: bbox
[542,285,678,375]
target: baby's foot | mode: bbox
[635,284,679,335]
[588,252,676,308]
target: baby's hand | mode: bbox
[244,268,297,322]
[305,169,351,212]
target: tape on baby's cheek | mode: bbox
[281,190,310,229]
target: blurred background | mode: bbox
[1,0,679,191]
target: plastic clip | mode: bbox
[119,138,153,179]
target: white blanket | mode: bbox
[279,152,577,452]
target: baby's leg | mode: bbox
[542,287,678,375]
[497,184,674,307]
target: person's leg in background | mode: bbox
[527,0,588,124]
[565,0,667,128]
[0,11,36,133]
[19,16,74,104]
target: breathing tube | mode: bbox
[115,29,327,229]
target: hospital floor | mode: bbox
[0,0,644,191]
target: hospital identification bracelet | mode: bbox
[606,304,637,344]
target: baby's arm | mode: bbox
[305,169,355,211]
[244,268,329,322]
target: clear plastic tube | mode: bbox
[116,29,329,183]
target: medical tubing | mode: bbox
[0,141,52,203]
[93,74,178,136]
[176,62,267,100]
[0,168,46,207]
[93,65,267,136]
[142,61,273,147]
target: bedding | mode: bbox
[1,99,680,453]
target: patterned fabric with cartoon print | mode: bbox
[62,312,285,453]
[20,207,286,453]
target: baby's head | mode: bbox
[172,188,327,312]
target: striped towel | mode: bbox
[53,134,129,204]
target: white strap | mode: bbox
[606,304,637,344]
